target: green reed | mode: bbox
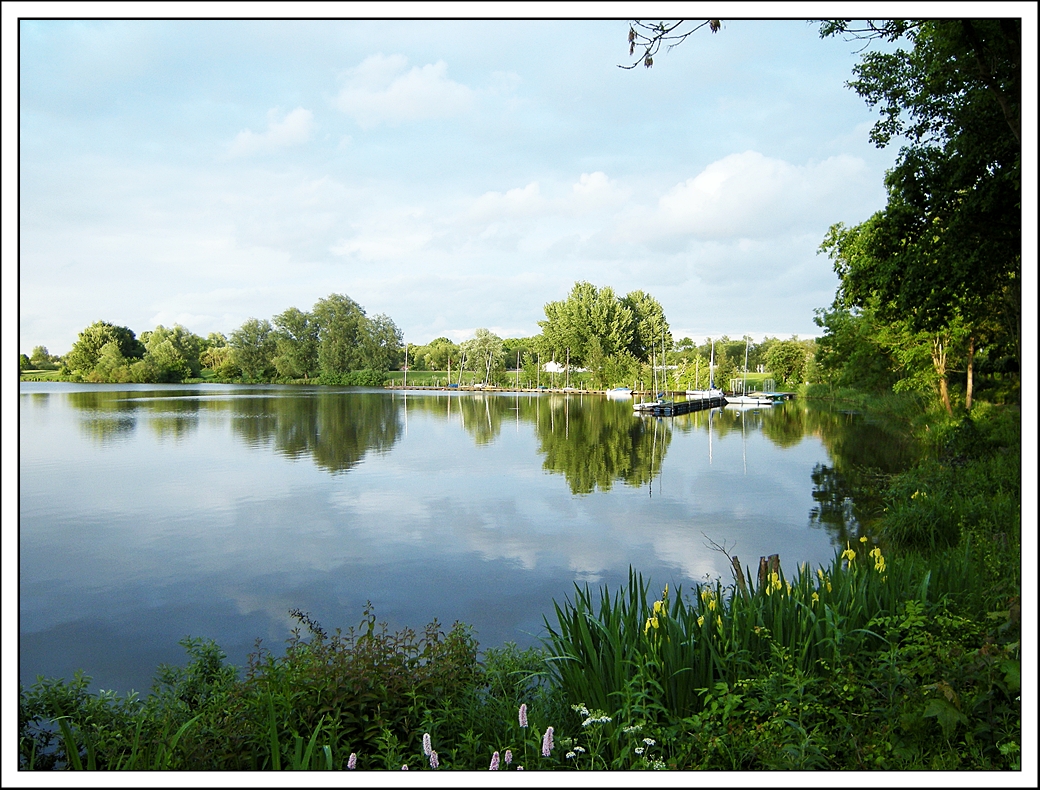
[542,537,991,728]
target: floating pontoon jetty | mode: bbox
[633,393,728,416]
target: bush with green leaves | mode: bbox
[317,369,389,386]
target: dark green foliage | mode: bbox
[818,19,1021,411]
[316,368,388,387]
[813,305,899,391]
[208,607,481,769]
[19,639,234,770]
[540,538,1019,769]
[880,407,1020,553]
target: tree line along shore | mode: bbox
[20,283,821,393]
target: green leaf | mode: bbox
[1000,659,1020,692]
[922,698,967,738]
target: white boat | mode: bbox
[686,388,725,400]
[633,393,668,411]
[606,387,633,400]
[726,394,774,406]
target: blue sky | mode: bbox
[3,10,1015,354]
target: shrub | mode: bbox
[317,369,388,387]
[210,606,481,769]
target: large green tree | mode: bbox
[64,321,145,376]
[92,341,132,382]
[363,313,403,372]
[229,318,276,381]
[421,337,460,371]
[463,328,505,386]
[819,19,1021,410]
[539,282,635,367]
[272,307,319,379]
[765,338,811,388]
[538,282,671,387]
[621,289,670,363]
[813,305,899,392]
[312,294,369,376]
[141,324,203,382]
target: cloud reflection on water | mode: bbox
[20,384,917,692]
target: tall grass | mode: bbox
[543,535,998,725]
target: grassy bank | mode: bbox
[19,404,1020,771]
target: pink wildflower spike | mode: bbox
[542,726,554,757]
[422,732,432,757]
[504,749,513,765]
[429,751,439,770]
[518,703,528,728]
[490,751,500,770]
[347,752,357,770]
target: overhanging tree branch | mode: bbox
[620,19,722,69]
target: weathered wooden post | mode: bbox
[758,554,781,591]
[731,555,749,599]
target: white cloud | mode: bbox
[569,171,629,214]
[469,182,544,220]
[228,107,314,157]
[333,53,474,128]
[329,206,434,261]
[330,231,432,261]
[648,150,871,240]
[572,171,610,196]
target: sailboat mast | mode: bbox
[651,345,656,395]
[743,337,749,396]
[709,340,715,390]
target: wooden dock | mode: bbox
[633,395,728,416]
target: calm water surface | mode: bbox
[19,383,917,693]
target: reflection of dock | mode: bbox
[727,391,795,405]
[633,394,727,416]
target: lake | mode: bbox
[18,383,918,694]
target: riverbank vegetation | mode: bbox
[20,297,813,394]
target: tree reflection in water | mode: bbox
[805,407,921,545]
[534,395,668,494]
[63,387,920,543]
[229,390,401,474]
